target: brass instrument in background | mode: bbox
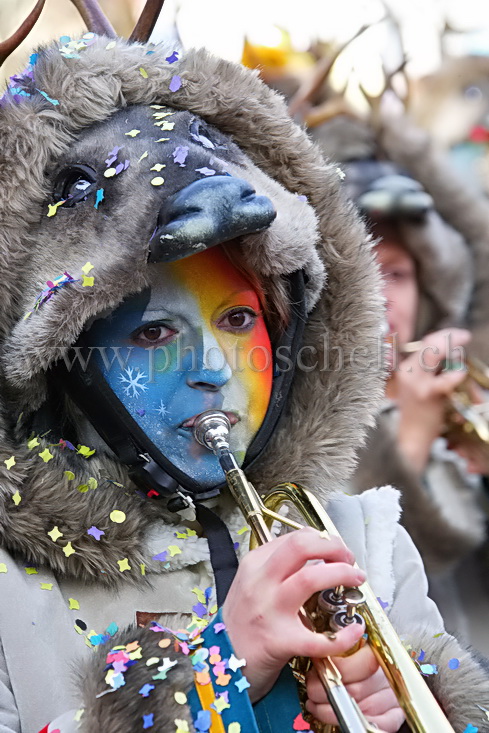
[193,410,455,733]
[402,340,489,454]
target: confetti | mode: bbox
[117,558,131,572]
[81,261,94,275]
[166,51,179,63]
[172,146,189,167]
[155,121,175,131]
[175,720,189,733]
[293,713,311,730]
[420,663,438,675]
[48,526,64,542]
[195,167,215,176]
[463,726,479,733]
[139,683,155,697]
[448,658,460,670]
[25,567,38,575]
[152,551,168,562]
[82,275,94,287]
[94,188,104,209]
[156,137,170,143]
[110,510,126,524]
[377,597,389,610]
[64,470,75,480]
[4,456,16,470]
[87,526,105,540]
[77,445,95,458]
[236,527,249,535]
[151,176,165,186]
[140,563,146,575]
[168,545,181,556]
[37,89,59,105]
[12,490,21,506]
[143,714,154,729]
[47,201,65,217]
[139,67,148,78]
[68,598,80,610]
[39,448,54,462]
[227,654,246,672]
[169,75,182,92]
[0,564,7,573]
[174,691,187,704]
[106,41,116,49]
[213,622,226,634]
[228,725,241,733]
[211,695,230,713]
[150,163,166,172]
[125,129,141,137]
[63,542,76,558]
[194,710,211,732]
[234,677,250,692]
[40,582,53,590]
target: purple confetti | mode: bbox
[87,526,105,541]
[139,683,155,697]
[172,145,189,167]
[166,51,179,64]
[376,597,389,610]
[115,162,124,175]
[195,167,216,176]
[123,159,130,170]
[192,602,207,618]
[143,713,154,729]
[136,408,146,417]
[169,75,182,93]
[296,194,308,202]
[105,146,122,166]
[190,132,215,149]
[213,622,226,634]
[152,551,168,562]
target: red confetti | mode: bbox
[293,713,311,730]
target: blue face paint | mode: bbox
[86,248,273,488]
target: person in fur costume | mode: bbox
[311,115,489,640]
[0,4,488,732]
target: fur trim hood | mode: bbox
[0,36,384,585]
[310,116,474,338]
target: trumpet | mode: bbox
[193,410,455,733]
[402,340,489,452]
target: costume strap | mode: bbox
[196,503,239,607]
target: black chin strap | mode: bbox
[196,503,239,607]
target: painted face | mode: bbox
[87,246,273,487]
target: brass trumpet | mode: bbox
[402,340,489,452]
[193,410,455,733]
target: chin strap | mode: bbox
[195,503,239,607]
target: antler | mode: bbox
[129,0,166,43]
[70,0,116,38]
[359,57,410,129]
[288,23,371,120]
[0,0,46,67]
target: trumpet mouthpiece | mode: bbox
[193,410,231,454]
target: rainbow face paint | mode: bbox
[87,246,273,487]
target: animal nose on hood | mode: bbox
[149,175,277,262]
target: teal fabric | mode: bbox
[188,609,303,732]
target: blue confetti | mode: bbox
[29,53,38,65]
[94,188,104,209]
[166,50,179,64]
[463,725,478,733]
[139,683,155,698]
[143,713,154,729]
[36,89,59,106]
[448,658,460,670]
[194,710,211,732]
[235,676,251,693]
[418,649,425,662]
[152,551,168,562]
[420,663,438,675]
[169,75,182,92]
[106,622,118,636]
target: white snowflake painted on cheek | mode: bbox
[156,400,169,418]
[119,367,149,398]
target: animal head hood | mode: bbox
[311,116,473,338]
[0,35,384,582]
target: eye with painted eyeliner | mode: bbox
[216,306,259,334]
[130,322,178,347]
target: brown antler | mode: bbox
[0,0,46,67]
[129,0,166,43]
[288,23,371,120]
[70,0,116,38]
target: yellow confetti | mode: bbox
[40,582,53,590]
[146,657,160,666]
[74,710,84,723]
[125,129,141,137]
[150,104,164,109]
[81,261,94,275]
[213,695,230,713]
[12,491,21,506]
[192,587,206,603]
[47,201,65,217]
[237,526,249,535]
[48,526,63,542]
[64,470,75,481]
[63,542,76,558]
[110,510,126,523]
[104,168,116,178]
[68,597,80,610]
[4,456,16,470]
[228,724,241,733]
[27,437,40,450]
[139,67,148,78]
[168,545,181,556]
[209,603,218,615]
[128,646,142,660]
[140,563,146,576]
[153,111,174,119]
[25,567,38,575]
[117,558,131,572]
[155,138,170,143]
[77,445,95,458]
[138,151,149,162]
[0,564,7,573]
[87,477,98,490]
[151,176,165,187]
[23,311,32,320]
[150,163,166,172]
[174,691,187,705]
[105,41,116,49]
[185,528,197,537]
[82,275,94,287]
[175,720,190,733]
[39,448,53,462]
[154,120,175,130]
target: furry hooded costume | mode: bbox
[0,19,488,733]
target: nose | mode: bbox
[149,175,276,262]
[186,330,232,392]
